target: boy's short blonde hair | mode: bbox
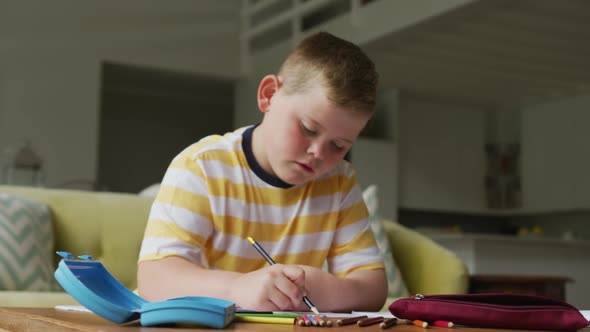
[278,31,378,114]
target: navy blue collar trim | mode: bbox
[242,125,293,189]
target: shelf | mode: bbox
[400,205,590,217]
[425,232,590,247]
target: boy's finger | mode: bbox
[281,265,306,287]
[282,266,308,308]
[269,283,297,310]
[276,271,303,294]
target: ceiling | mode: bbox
[2,0,588,109]
[0,1,240,55]
[363,0,590,108]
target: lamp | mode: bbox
[2,141,44,187]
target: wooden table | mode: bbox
[1,308,587,332]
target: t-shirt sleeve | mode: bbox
[138,153,213,267]
[326,171,385,277]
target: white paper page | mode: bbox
[54,305,91,313]
[352,311,395,318]
[273,311,394,318]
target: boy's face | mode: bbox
[255,76,370,185]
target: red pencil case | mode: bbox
[389,293,589,331]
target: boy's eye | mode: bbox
[301,123,316,136]
[331,142,345,152]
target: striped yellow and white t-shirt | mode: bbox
[139,126,384,277]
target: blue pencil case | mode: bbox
[54,252,235,329]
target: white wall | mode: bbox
[0,1,239,187]
[0,58,100,186]
[235,40,290,128]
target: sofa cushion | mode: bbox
[0,193,57,291]
[0,186,154,291]
[363,185,409,299]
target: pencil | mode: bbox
[234,316,295,325]
[302,314,312,326]
[235,313,299,319]
[433,320,454,328]
[296,315,306,326]
[380,317,398,329]
[313,314,326,327]
[307,314,318,326]
[336,315,368,326]
[357,316,384,327]
[236,309,273,314]
[413,319,428,328]
[247,236,320,316]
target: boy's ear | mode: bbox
[257,75,280,113]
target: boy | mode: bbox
[138,31,387,312]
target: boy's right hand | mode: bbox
[230,264,306,311]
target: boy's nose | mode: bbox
[306,141,325,160]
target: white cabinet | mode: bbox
[521,94,590,211]
[521,104,575,211]
[398,98,486,212]
[572,103,590,208]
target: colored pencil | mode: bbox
[234,316,295,324]
[296,315,306,326]
[433,320,454,328]
[380,317,398,329]
[302,314,312,326]
[357,316,384,327]
[307,314,318,326]
[235,313,299,319]
[336,315,368,326]
[313,314,326,326]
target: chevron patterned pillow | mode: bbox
[0,193,56,291]
[363,185,409,299]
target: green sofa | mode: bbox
[0,185,468,308]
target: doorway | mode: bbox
[97,62,234,193]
